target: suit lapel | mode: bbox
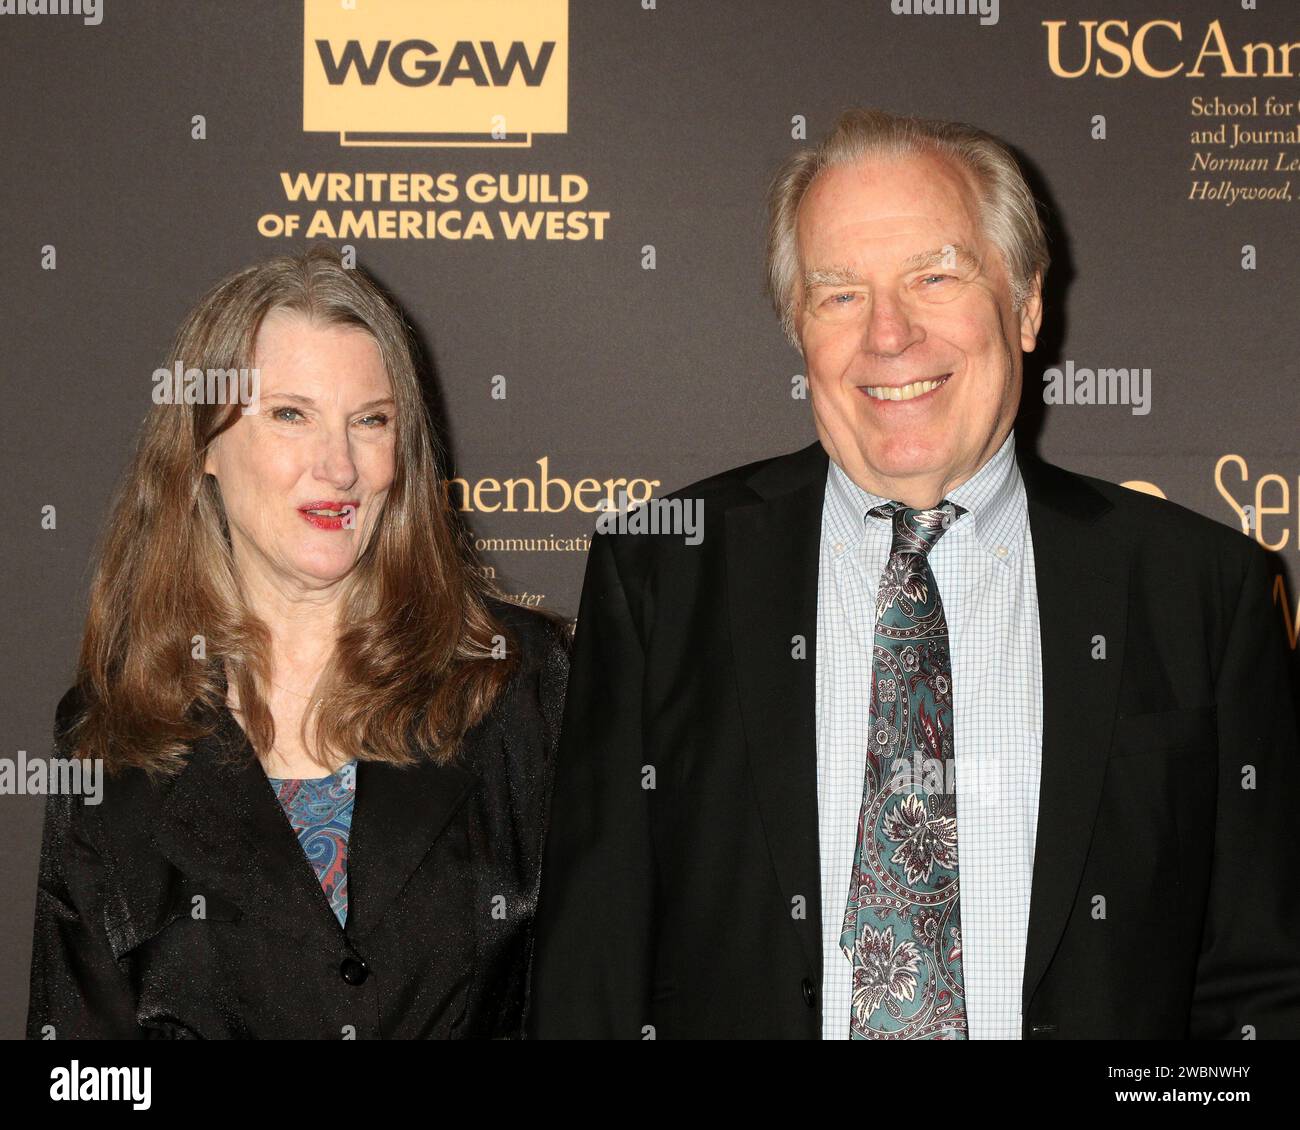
[151,706,344,952]
[726,441,829,973]
[1017,451,1130,1009]
[152,702,480,948]
[345,743,478,939]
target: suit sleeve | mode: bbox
[1189,544,1300,1038]
[527,531,656,1039]
[26,698,142,1040]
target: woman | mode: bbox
[26,244,570,1039]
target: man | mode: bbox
[528,109,1300,1039]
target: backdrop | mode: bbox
[2,0,1297,1038]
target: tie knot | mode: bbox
[868,499,966,557]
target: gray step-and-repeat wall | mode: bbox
[2,0,1296,1037]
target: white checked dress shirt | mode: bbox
[815,429,1043,1039]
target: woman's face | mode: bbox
[204,310,397,593]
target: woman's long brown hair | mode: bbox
[68,244,518,775]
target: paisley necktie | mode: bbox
[840,498,968,1039]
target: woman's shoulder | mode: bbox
[49,683,183,815]
[54,683,87,749]
[480,598,571,741]
[486,598,573,671]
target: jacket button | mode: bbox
[340,957,369,985]
[801,978,817,1008]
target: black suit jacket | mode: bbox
[26,602,569,1039]
[529,440,1300,1039]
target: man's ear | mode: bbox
[1018,271,1044,353]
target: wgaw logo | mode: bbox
[304,0,568,148]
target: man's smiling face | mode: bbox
[795,150,1042,507]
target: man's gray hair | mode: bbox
[765,108,1050,348]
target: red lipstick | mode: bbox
[297,500,360,531]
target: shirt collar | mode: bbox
[823,429,1027,561]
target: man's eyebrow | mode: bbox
[899,243,982,273]
[803,266,864,289]
[803,244,982,290]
